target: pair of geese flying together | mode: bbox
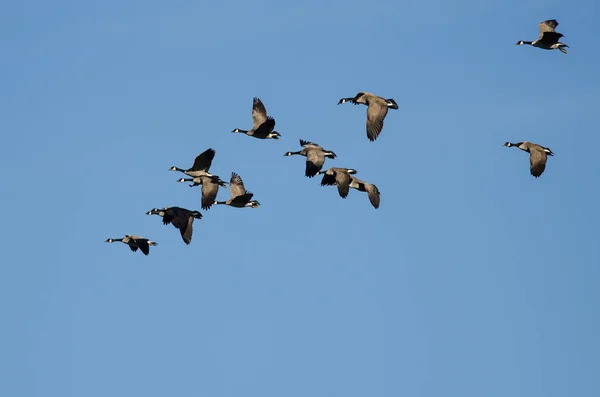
[284,139,380,208]
[232,93,400,142]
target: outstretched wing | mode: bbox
[201,179,219,210]
[176,216,194,245]
[335,171,352,198]
[366,101,389,142]
[305,150,325,178]
[539,19,559,33]
[229,172,247,198]
[191,148,216,171]
[135,238,151,255]
[252,97,268,129]
[529,148,548,178]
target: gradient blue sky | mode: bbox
[2,1,599,396]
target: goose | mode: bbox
[316,167,358,199]
[169,148,216,177]
[177,175,227,210]
[215,172,260,208]
[146,207,202,245]
[104,235,158,255]
[516,19,569,54]
[504,141,554,177]
[284,139,337,178]
[338,92,398,141]
[232,97,281,140]
[349,176,381,209]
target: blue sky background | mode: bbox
[1,1,599,396]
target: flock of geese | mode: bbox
[105,19,567,256]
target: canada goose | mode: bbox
[169,148,216,177]
[316,167,358,199]
[338,92,398,141]
[516,19,569,54]
[177,175,227,210]
[215,172,260,208]
[232,97,281,140]
[146,207,202,245]
[349,176,381,209]
[104,235,158,255]
[284,139,337,178]
[504,141,554,178]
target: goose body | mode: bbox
[177,175,227,210]
[284,139,337,178]
[232,97,281,140]
[349,176,381,209]
[105,235,158,255]
[146,206,202,245]
[215,172,260,208]
[338,92,398,141]
[516,19,569,53]
[169,148,216,178]
[504,141,554,177]
[316,167,358,199]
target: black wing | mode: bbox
[135,239,151,255]
[190,148,216,171]
[253,117,276,138]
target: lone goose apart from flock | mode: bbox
[105,235,158,255]
[516,19,569,54]
[177,175,228,210]
[349,176,381,209]
[316,167,358,199]
[146,207,202,245]
[504,141,554,178]
[169,148,216,177]
[284,139,337,178]
[232,97,281,140]
[338,92,399,142]
[215,172,260,208]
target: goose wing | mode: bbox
[529,147,548,178]
[134,238,151,255]
[229,172,247,198]
[201,178,220,210]
[191,149,216,171]
[253,116,275,138]
[173,215,194,245]
[252,97,268,129]
[320,169,337,186]
[539,19,559,33]
[231,192,254,206]
[305,149,325,178]
[366,100,389,141]
[335,170,352,198]
[365,182,381,209]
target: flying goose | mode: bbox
[338,92,398,141]
[284,139,337,178]
[516,19,569,54]
[146,206,202,245]
[215,172,260,208]
[104,235,158,255]
[316,167,358,199]
[232,97,281,139]
[504,141,554,177]
[349,176,381,209]
[177,175,227,210]
[169,148,216,177]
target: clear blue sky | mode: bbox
[2,1,599,396]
